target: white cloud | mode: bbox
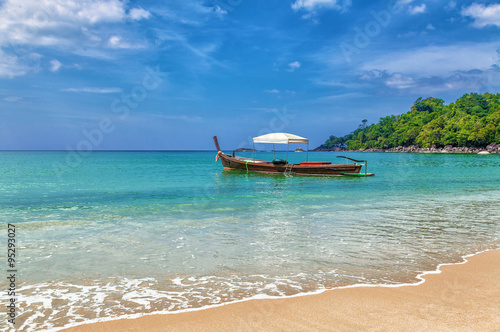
[108,36,122,47]
[76,0,126,23]
[0,0,151,48]
[0,52,25,78]
[408,4,426,15]
[4,96,23,102]
[426,23,435,30]
[106,35,145,49]
[0,0,125,42]
[0,0,154,77]
[355,67,500,93]
[462,3,500,28]
[384,73,415,89]
[62,87,122,93]
[264,89,280,94]
[150,2,226,26]
[393,1,429,15]
[291,0,351,13]
[361,43,500,77]
[396,0,414,5]
[287,61,301,72]
[128,7,151,20]
[50,59,62,72]
[292,0,337,11]
[213,5,228,18]
[0,50,42,78]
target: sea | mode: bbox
[0,151,499,331]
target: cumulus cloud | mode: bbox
[292,0,339,11]
[50,59,62,72]
[384,73,415,89]
[108,36,123,48]
[0,0,154,77]
[287,61,301,72]
[462,3,500,28]
[106,35,145,49]
[128,7,151,20]
[213,5,228,18]
[0,50,43,78]
[76,0,127,23]
[0,0,151,48]
[292,0,351,17]
[0,52,25,78]
[408,4,426,15]
[393,1,428,15]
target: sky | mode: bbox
[0,0,499,150]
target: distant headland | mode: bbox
[315,92,500,154]
[234,148,256,152]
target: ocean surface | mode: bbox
[1,150,499,331]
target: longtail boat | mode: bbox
[213,133,374,176]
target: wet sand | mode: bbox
[64,249,500,331]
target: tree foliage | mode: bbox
[319,93,500,150]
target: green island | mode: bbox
[316,92,500,153]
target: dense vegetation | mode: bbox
[320,92,500,150]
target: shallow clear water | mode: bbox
[0,151,499,331]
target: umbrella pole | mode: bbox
[253,142,255,162]
[286,142,289,162]
[273,144,275,159]
[307,142,309,162]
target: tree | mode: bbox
[318,92,500,150]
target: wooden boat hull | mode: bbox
[218,153,362,176]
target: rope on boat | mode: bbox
[245,162,249,173]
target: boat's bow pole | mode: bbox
[337,156,368,175]
[213,136,222,153]
[336,156,366,163]
[213,136,223,162]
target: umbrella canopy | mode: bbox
[253,133,309,144]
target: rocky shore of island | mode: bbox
[314,143,500,154]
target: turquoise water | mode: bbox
[1,151,499,331]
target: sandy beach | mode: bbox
[63,248,500,332]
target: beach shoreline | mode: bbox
[61,248,500,332]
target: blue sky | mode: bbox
[1,0,499,150]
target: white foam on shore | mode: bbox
[35,247,498,332]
